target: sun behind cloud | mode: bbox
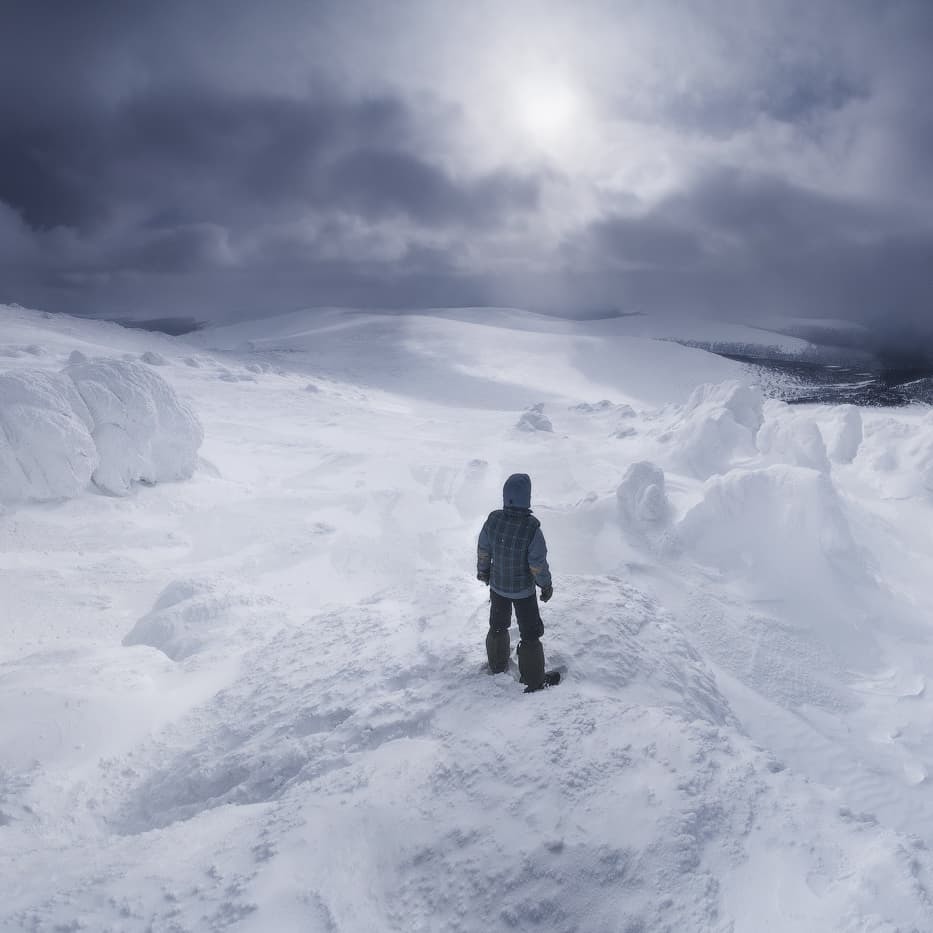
[511,73,581,147]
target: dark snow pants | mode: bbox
[488,590,546,687]
[489,590,544,641]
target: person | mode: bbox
[476,473,553,691]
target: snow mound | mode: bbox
[1,360,203,503]
[572,399,615,412]
[0,370,97,502]
[66,359,203,496]
[122,578,278,661]
[115,578,735,837]
[140,351,167,366]
[757,409,830,472]
[666,381,763,478]
[617,461,671,524]
[516,403,553,432]
[68,350,88,364]
[572,399,635,418]
[678,465,864,592]
[857,416,933,498]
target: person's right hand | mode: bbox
[477,569,490,585]
[540,584,553,603]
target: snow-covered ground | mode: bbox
[2,303,933,931]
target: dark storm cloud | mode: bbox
[0,82,534,234]
[0,1,538,317]
[0,75,539,314]
[113,224,231,276]
[0,0,932,341]
[562,168,933,341]
[574,214,703,268]
[326,150,538,224]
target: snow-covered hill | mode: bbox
[2,304,933,931]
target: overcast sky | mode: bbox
[1,0,931,341]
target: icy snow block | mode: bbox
[669,381,764,478]
[687,380,763,432]
[617,461,670,523]
[66,359,203,496]
[0,370,98,503]
[516,403,553,432]
[757,415,830,473]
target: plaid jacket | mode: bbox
[477,507,552,599]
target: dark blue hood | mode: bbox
[502,473,532,510]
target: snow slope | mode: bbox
[2,303,933,931]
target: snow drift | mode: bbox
[0,358,202,503]
[123,578,279,661]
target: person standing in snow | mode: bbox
[476,473,553,691]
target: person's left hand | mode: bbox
[540,584,553,603]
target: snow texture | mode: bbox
[0,370,96,502]
[3,303,933,933]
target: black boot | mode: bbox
[486,627,510,674]
[517,638,545,691]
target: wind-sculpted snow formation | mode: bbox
[2,304,933,931]
[664,380,764,478]
[616,460,671,525]
[66,359,203,496]
[0,354,202,503]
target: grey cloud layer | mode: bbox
[563,170,933,334]
[1,0,931,342]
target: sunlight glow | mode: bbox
[512,75,579,144]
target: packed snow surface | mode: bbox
[2,303,933,931]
